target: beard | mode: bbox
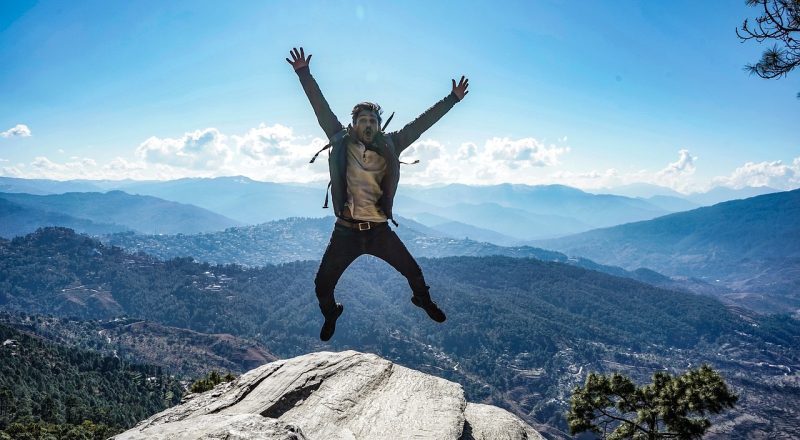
[360,128,375,143]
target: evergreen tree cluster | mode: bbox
[568,365,738,439]
[0,323,183,439]
[189,370,237,394]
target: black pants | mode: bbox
[314,222,431,316]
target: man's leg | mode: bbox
[315,225,361,340]
[367,225,446,322]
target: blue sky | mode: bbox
[1,0,798,193]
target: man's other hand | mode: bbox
[452,75,469,101]
[286,47,312,71]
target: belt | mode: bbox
[336,217,386,231]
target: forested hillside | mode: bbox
[0,323,183,439]
[2,227,798,437]
[103,216,717,297]
[539,189,800,313]
[0,312,276,379]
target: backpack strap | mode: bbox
[309,143,332,164]
[381,112,395,132]
[322,180,332,209]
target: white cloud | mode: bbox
[542,150,703,193]
[235,123,296,161]
[1,166,25,177]
[552,169,619,181]
[455,142,477,160]
[1,124,32,138]
[712,156,800,190]
[654,149,697,192]
[397,136,570,185]
[1,154,174,180]
[232,123,328,182]
[136,128,232,170]
[658,149,696,177]
[0,123,331,182]
[27,156,103,180]
[104,157,145,172]
[484,137,567,167]
[401,139,445,162]
[548,168,626,190]
[30,156,61,171]
[0,122,571,185]
[2,119,795,196]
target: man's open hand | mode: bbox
[452,76,469,101]
[286,47,312,71]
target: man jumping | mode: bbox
[287,47,469,341]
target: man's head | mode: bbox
[351,102,382,144]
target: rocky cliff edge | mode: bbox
[114,350,545,440]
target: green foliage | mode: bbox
[568,365,738,439]
[737,0,800,85]
[0,322,183,438]
[189,370,237,393]
[1,419,114,440]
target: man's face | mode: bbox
[354,110,380,144]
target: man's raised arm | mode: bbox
[392,75,469,155]
[286,47,344,139]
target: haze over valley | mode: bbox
[1,175,798,438]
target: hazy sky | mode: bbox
[1,0,798,193]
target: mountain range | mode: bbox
[599,182,780,204]
[0,190,241,237]
[2,176,791,313]
[1,196,128,238]
[102,216,724,300]
[2,227,798,438]
[0,176,796,438]
[0,176,782,242]
[538,189,800,314]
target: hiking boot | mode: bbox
[320,303,344,341]
[411,296,446,323]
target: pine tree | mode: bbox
[737,0,800,97]
[567,365,738,439]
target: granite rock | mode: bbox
[114,350,544,440]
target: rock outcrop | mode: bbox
[114,350,544,440]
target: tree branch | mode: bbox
[592,404,653,438]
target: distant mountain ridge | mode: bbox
[399,183,668,239]
[2,227,798,438]
[102,216,717,296]
[0,177,695,241]
[598,182,781,204]
[0,176,788,243]
[0,197,128,237]
[0,190,241,236]
[539,189,800,313]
